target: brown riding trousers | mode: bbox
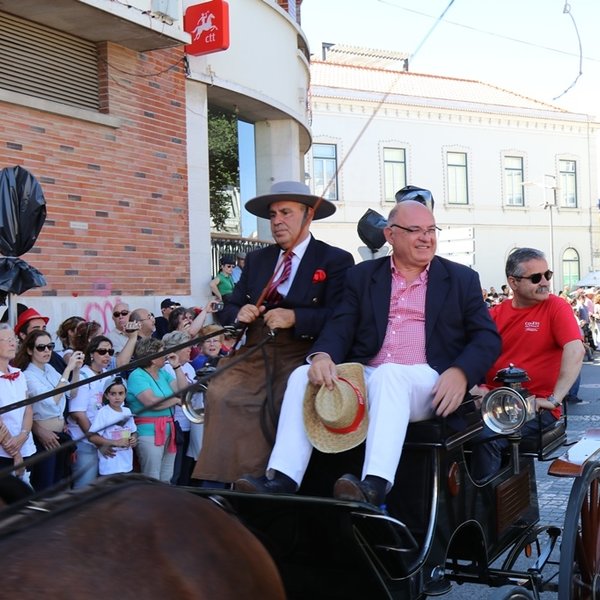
[192,322,312,484]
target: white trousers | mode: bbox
[268,363,439,486]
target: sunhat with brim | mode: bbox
[245,181,336,221]
[303,363,368,454]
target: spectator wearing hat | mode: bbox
[15,307,67,376]
[88,377,137,476]
[232,252,246,285]
[191,180,354,487]
[154,298,181,339]
[210,255,236,304]
[235,200,500,507]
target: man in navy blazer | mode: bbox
[192,182,354,486]
[236,200,501,505]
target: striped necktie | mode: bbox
[265,253,293,304]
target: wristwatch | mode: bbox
[59,377,69,384]
[547,395,561,408]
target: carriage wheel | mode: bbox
[559,462,600,599]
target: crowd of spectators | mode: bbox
[0,293,230,492]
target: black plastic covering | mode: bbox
[395,185,435,210]
[357,208,387,251]
[0,166,47,300]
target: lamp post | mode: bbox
[522,174,558,292]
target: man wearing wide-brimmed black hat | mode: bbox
[192,181,354,486]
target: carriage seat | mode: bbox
[404,403,483,451]
[518,413,567,460]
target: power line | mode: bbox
[377,0,600,64]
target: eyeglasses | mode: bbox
[113,310,130,318]
[511,270,553,284]
[137,313,154,322]
[34,343,56,352]
[389,224,441,237]
[94,348,115,356]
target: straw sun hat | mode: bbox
[303,363,368,454]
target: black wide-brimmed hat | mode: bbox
[245,181,336,220]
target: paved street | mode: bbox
[446,359,600,599]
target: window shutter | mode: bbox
[0,11,99,111]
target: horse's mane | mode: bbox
[0,473,159,539]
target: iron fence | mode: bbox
[210,234,271,276]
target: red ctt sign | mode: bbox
[184,0,230,56]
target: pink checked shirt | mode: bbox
[368,257,428,367]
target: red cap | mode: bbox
[14,308,49,335]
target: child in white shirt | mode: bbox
[89,377,137,476]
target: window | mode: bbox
[562,248,580,290]
[559,160,577,208]
[447,152,468,204]
[313,144,338,201]
[504,156,524,206]
[383,148,406,202]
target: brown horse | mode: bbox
[0,475,286,600]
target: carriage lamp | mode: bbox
[480,365,536,434]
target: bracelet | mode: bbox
[21,429,30,435]
[173,365,181,370]
[59,377,69,384]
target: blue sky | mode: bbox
[301,0,599,115]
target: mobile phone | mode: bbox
[212,301,224,311]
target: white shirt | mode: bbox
[24,362,67,421]
[89,405,136,475]
[274,234,311,298]
[67,365,106,445]
[0,367,36,459]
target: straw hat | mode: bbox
[245,181,336,221]
[303,363,368,453]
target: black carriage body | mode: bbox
[192,417,543,599]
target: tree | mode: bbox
[208,108,239,230]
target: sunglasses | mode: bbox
[34,343,56,352]
[511,270,553,284]
[94,348,115,356]
[113,310,130,318]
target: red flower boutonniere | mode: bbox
[312,269,327,284]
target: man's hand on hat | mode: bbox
[308,354,337,390]
[237,304,265,324]
[263,308,295,331]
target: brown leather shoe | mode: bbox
[333,474,386,506]
[234,472,296,494]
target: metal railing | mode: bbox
[210,234,271,277]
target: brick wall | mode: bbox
[0,43,189,299]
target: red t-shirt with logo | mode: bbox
[486,295,581,411]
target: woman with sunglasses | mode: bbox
[13,329,84,491]
[67,335,116,489]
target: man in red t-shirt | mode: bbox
[471,247,584,482]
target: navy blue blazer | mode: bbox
[220,236,354,340]
[311,255,501,388]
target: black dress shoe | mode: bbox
[333,474,386,507]
[234,472,297,494]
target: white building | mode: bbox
[306,45,600,291]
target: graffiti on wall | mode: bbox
[83,298,122,334]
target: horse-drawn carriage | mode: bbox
[184,365,600,600]
[1,362,599,600]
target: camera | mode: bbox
[211,301,224,311]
